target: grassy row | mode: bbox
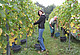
[11,22,80,55]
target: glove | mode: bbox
[52,27,54,29]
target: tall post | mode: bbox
[6,2,10,55]
[68,30,71,51]
[26,33,27,48]
[68,17,71,51]
[68,0,72,51]
[6,20,10,55]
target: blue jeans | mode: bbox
[38,29,46,50]
[49,25,55,33]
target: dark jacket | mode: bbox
[34,14,46,29]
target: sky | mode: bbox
[31,0,80,7]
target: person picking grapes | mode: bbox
[34,10,46,52]
[49,16,58,38]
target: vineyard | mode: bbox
[49,0,80,40]
[0,0,80,55]
[0,0,40,54]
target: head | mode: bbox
[38,10,44,16]
[54,16,57,20]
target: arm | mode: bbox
[49,18,54,29]
[50,24,54,29]
[34,16,43,25]
[50,24,52,28]
[56,20,58,30]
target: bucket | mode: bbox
[55,32,60,37]
[60,37,66,42]
[12,45,21,52]
[20,39,26,45]
[34,44,41,50]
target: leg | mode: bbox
[51,30,54,38]
[53,27,55,37]
[51,33,53,38]
[53,31,54,35]
[51,27,55,38]
[49,25,54,37]
[53,28,55,36]
[38,29,46,50]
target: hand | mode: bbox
[52,27,54,29]
[32,23,33,25]
[57,28,58,31]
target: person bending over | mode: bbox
[49,16,58,38]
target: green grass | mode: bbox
[11,22,80,55]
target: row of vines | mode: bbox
[0,0,40,54]
[49,0,80,40]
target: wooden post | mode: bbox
[26,33,27,48]
[68,30,71,51]
[6,20,10,55]
[6,2,10,55]
[68,0,71,51]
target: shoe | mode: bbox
[37,40,39,43]
[51,36,54,38]
[53,36,54,38]
[41,49,46,52]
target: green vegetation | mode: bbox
[49,0,80,40]
[0,0,40,54]
[10,22,80,55]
